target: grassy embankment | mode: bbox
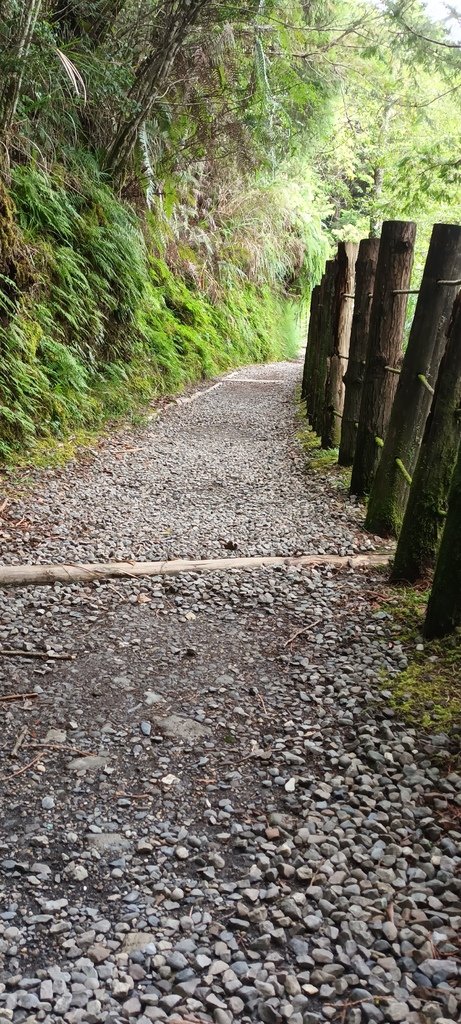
[1,161,302,466]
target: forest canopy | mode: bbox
[0,0,460,460]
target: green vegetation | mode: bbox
[308,448,340,472]
[382,587,461,731]
[0,160,302,461]
[296,410,351,488]
[1,1,460,462]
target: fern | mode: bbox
[0,156,306,463]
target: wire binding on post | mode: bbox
[395,458,412,486]
[417,373,435,395]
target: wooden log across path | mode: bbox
[0,551,392,588]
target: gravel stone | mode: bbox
[86,832,131,855]
[386,1001,410,1021]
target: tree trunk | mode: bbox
[366,223,461,537]
[339,237,380,467]
[104,0,210,184]
[368,97,395,238]
[391,292,461,583]
[0,0,42,144]
[350,220,416,497]
[312,258,338,436]
[424,435,461,639]
[301,283,321,406]
[321,241,358,449]
[369,167,383,238]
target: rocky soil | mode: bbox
[0,361,460,1024]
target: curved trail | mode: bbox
[0,360,459,1024]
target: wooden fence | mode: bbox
[301,220,461,637]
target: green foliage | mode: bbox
[316,2,461,245]
[0,162,300,462]
[295,411,351,489]
[10,161,148,361]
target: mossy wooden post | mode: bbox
[366,224,461,537]
[350,221,416,496]
[300,318,309,402]
[302,282,321,409]
[312,258,338,436]
[306,275,327,428]
[321,241,358,449]
[339,237,380,466]
[424,436,461,639]
[391,292,461,583]
[309,268,328,433]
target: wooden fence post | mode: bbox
[311,258,338,436]
[365,223,461,536]
[350,220,416,497]
[391,291,461,583]
[301,282,321,406]
[321,241,358,449]
[305,275,326,427]
[424,435,461,639]
[338,237,380,466]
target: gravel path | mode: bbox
[0,363,376,566]
[0,360,460,1024]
